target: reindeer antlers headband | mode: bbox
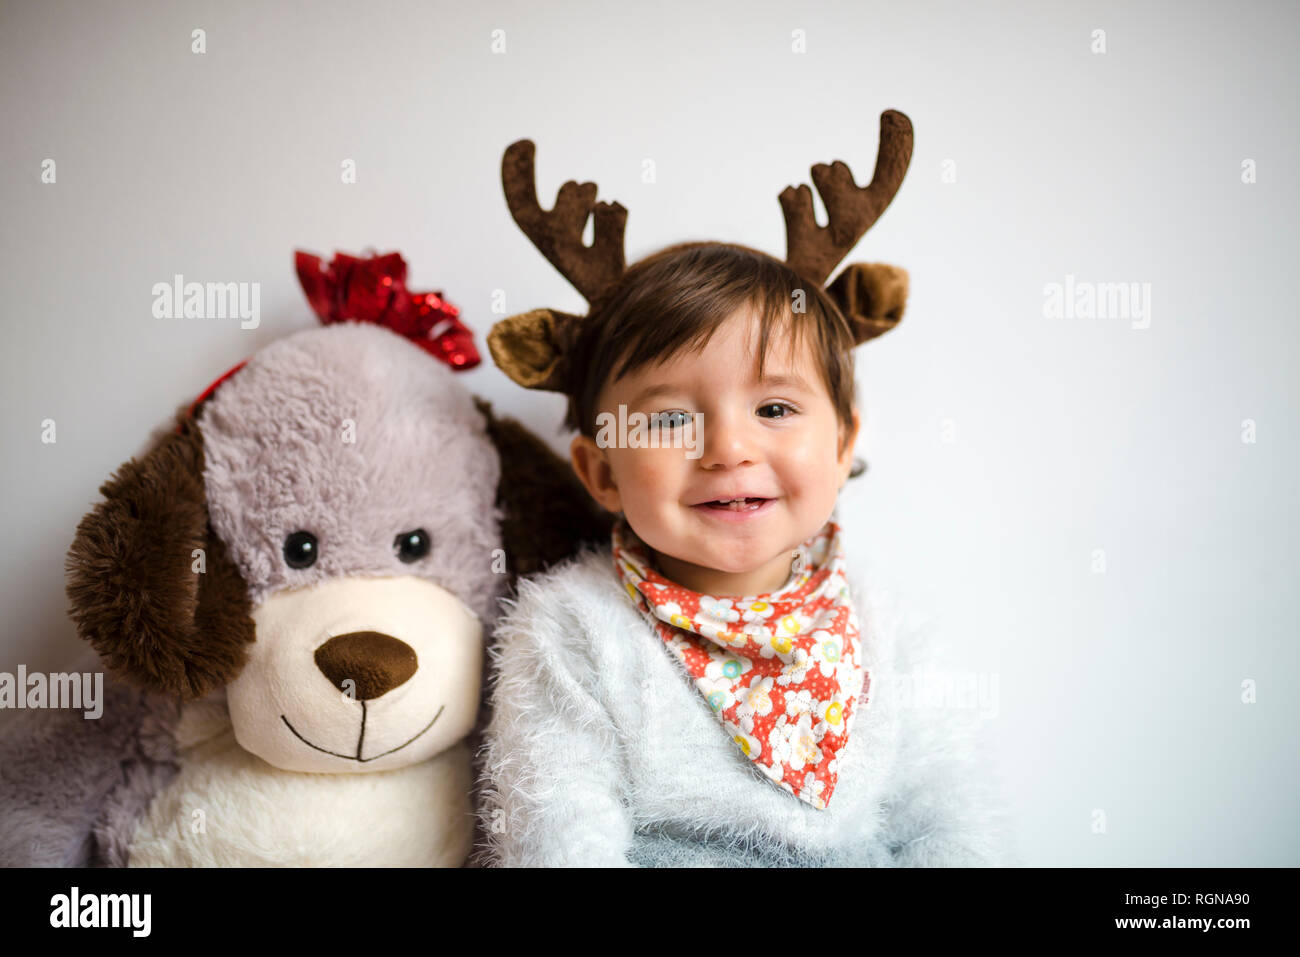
[489,109,914,392]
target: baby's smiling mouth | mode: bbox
[695,497,770,512]
[702,496,769,512]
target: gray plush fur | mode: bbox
[0,648,180,867]
[0,322,510,865]
[200,322,506,622]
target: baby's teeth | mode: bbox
[702,497,764,510]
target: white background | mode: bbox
[2,0,1296,866]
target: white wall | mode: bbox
[1,0,1296,865]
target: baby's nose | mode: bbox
[698,415,759,469]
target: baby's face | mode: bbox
[571,304,859,597]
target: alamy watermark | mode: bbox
[1043,274,1151,330]
[595,404,703,458]
[50,887,150,937]
[0,666,104,719]
[870,668,1000,720]
[152,273,260,329]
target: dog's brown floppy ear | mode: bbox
[474,397,613,590]
[65,405,255,699]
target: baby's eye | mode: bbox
[650,410,692,429]
[757,402,798,419]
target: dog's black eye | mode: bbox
[394,528,430,563]
[283,531,319,569]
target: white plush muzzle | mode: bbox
[226,576,482,773]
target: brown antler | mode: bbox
[502,140,628,304]
[779,110,914,286]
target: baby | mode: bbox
[475,115,1016,866]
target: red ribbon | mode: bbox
[294,250,480,370]
[176,250,478,433]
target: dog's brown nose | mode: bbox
[314,631,418,700]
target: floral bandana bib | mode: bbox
[611,517,868,810]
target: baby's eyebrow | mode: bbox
[757,373,814,392]
[629,383,685,405]
[629,374,814,405]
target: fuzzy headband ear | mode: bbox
[489,109,914,392]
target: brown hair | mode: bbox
[562,242,859,456]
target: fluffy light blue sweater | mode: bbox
[474,542,1018,867]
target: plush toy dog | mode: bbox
[0,256,609,866]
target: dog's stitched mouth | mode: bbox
[280,702,444,762]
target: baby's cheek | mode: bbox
[785,441,840,477]
[613,451,667,504]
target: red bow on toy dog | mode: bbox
[178,251,479,433]
[295,250,480,370]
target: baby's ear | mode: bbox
[841,406,861,453]
[839,408,865,480]
[827,263,908,344]
[487,308,582,391]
